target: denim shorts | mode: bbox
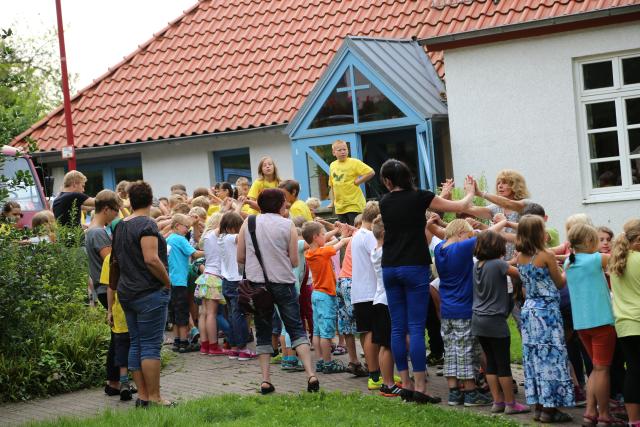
[312,290,337,339]
[121,287,170,371]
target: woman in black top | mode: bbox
[112,181,172,407]
[378,159,475,404]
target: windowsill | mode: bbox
[582,190,640,204]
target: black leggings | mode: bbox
[426,300,443,359]
[478,336,512,377]
[98,293,120,382]
[620,335,640,404]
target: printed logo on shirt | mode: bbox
[332,172,344,182]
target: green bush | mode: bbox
[0,225,111,402]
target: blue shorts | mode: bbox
[312,290,337,339]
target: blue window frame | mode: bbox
[213,148,251,184]
[71,156,142,196]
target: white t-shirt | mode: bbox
[218,233,242,281]
[371,246,387,306]
[350,228,378,304]
[203,230,222,276]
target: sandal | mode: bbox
[596,416,626,426]
[540,409,573,423]
[148,399,177,408]
[260,381,275,395]
[582,414,598,427]
[307,375,320,393]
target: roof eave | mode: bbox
[419,5,640,50]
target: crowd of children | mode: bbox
[2,139,639,426]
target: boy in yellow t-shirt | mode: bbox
[328,140,374,225]
[100,255,135,401]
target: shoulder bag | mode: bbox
[238,215,274,314]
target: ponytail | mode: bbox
[568,249,576,265]
[609,218,640,277]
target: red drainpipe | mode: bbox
[54,0,77,171]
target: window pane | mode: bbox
[311,144,335,166]
[631,159,640,185]
[582,61,613,90]
[591,161,621,188]
[588,131,619,159]
[629,128,640,154]
[80,169,104,197]
[586,101,616,129]
[622,56,640,85]
[306,154,330,200]
[309,71,353,129]
[219,153,251,184]
[353,69,405,123]
[627,98,640,125]
[114,166,143,186]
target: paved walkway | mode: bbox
[1,349,584,426]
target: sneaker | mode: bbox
[464,389,493,407]
[315,360,324,372]
[413,390,442,404]
[491,402,506,413]
[379,384,402,397]
[504,402,530,415]
[119,382,132,401]
[282,359,305,372]
[270,353,283,364]
[574,385,587,407]
[448,389,464,406]
[238,350,257,361]
[227,350,239,360]
[208,344,226,356]
[367,377,383,390]
[346,362,368,377]
[199,341,209,354]
[104,384,120,396]
[322,360,348,374]
[332,345,347,356]
[189,327,200,344]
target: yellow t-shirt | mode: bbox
[328,158,374,214]
[246,179,279,215]
[289,199,313,222]
[207,204,220,217]
[611,251,640,337]
[100,255,128,334]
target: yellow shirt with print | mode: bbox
[246,179,279,215]
[100,255,128,334]
[289,199,313,222]
[329,157,374,215]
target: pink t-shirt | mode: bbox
[338,240,353,278]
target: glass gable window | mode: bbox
[577,53,640,194]
[309,66,404,129]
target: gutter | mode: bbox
[31,123,287,160]
[420,5,640,49]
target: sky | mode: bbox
[1,0,196,90]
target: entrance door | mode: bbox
[361,128,419,199]
[292,134,358,204]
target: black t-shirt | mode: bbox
[112,216,168,303]
[53,192,89,226]
[379,189,435,267]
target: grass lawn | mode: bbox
[508,317,522,364]
[32,392,518,427]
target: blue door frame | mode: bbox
[71,157,142,190]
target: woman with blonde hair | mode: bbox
[609,219,640,426]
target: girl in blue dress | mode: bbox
[516,215,575,423]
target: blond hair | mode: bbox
[332,139,348,150]
[31,210,56,241]
[235,177,249,187]
[609,219,640,277]
[567,223,598,260]
[172,203,190,215]
[150,206,163,219]
[362,201,380,223]
[191,195,210,211]
[171,213,191,229]
[168,194,185,209]
[189,206,207,220]
[565,213,593,235]
[63,170,87,188]
[306,197,320,211]
[444,218,473,239]
[372,215,384,240]
[203,212,223,235]
[116,180,129,196]
[495,169,529,201]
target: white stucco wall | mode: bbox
[139,126,292,196]
[444,22,640,236]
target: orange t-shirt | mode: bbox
[305,245,338,296]
[338,240,353,279]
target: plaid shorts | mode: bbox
[441,318,482,380]
[336,277,357,335]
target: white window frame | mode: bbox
[575,51,640,204]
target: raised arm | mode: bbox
[429,176,476,214]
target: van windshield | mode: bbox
[0,157,44,211]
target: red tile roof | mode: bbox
[14,0,639,152]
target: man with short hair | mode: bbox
[52,170,95,226]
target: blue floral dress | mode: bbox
[518,255,575,408]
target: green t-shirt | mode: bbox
[546,227,561,248]
[611,251,640,337]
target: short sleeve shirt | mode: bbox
[350,228,378,303]
[329,158,374,215]
[246,179,279,215]
[472,259,511,337]
[434,237,477,319]
[53,192,89,226]
[167,233,196,286]
[289,200,313,222]
[85,227,112,286]
[611,251,640,337]
[379,189,435,267]
[305,245,338,296]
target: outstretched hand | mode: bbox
[463,175,476,195]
